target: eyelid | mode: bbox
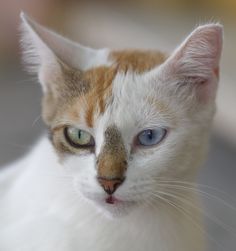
[52,124,94,135]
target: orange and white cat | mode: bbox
[0,13,222,251]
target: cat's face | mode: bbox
[21,13,222,217]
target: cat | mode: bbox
[0,12,223,251]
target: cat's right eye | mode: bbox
[64,127,95,148]
[137,128,167,147]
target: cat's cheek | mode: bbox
[61,155,101,196]
[73,177,104,203]
[62,154,96,174]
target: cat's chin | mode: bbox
[89,195,137,219]
[96,200,136,219]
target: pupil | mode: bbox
[147,130,153,140]
[78,130,82,139]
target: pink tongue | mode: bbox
[106,196,115,204]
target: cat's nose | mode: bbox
[97,177,124,195]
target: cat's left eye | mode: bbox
[64,127,95,148]
[137,128,167,147]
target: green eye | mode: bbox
[64,127,95,148]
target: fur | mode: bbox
[0,12,223,251]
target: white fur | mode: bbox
[0,15,223,251]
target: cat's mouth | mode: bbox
[87,193,138,217]
[105,195,121,204]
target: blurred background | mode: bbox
[0,0,235,250]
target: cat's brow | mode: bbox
[50,118,87,129]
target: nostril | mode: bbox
[97,177,124,195]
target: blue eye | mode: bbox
[137,128,167,146]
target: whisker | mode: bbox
[32,114,42,127]
[6,141,33,150]
[156,189,236,237]
[13,77,37,85]
[150,191,225,250]
[155,178,236,201]
[154,182,236,213]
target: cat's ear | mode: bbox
[20,12,110,92]
[152,24,223,104]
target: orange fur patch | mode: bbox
[82,66,117,127]
[110,49,167,73]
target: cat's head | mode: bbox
[20,13,223,218]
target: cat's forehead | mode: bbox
[58,49,167,128]
[110,50,166,73]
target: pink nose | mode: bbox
[97,177,124,195]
